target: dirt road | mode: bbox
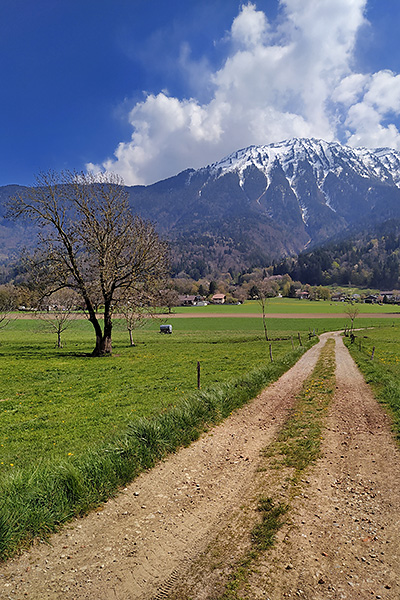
[1,333,400,599]
[165,312,400,319]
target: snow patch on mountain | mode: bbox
[325,194,337,213]
[372,148,400,186]
[204,138,400,221]
[210,138,400,188]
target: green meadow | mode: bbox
[173,297,400,315]
[0,315,313,472]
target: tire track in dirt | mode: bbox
[0,337,328,600]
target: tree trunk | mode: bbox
[57,330,63,348]
[262,316,269,342]
[128,328,135,346]
[91,303,113,356]
[92,333,112,356]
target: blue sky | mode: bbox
[1,0,400,186]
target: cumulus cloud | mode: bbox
[230,2,270,47]
[332,69,400,148]
[88,0,400,185]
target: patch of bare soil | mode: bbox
[1,333,400,600]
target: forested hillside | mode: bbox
[273,219,400,289]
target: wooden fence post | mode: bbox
[197,361,201,389]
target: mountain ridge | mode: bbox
[125,137,400,275]
[1,138,400,278]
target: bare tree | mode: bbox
[158,288,180,314]
[345,304,360,332]
[0,291,14,334]
[257,280,277,343]
[119,288,159,346]
[37,290,78,348]
[8,170,169,356]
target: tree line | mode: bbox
[272,219,400,290]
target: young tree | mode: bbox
[0,287,15,334]
[345,304,360,332]
[37,290,78,348]
[121,304,150,347]
[8,170,169,356]
[119,287,159,346]
[257,280,275,343]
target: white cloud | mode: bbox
[332,73,370,106]
[338,70,400,148]
[89,0,400,185]
[365,70,400,114]
[231,2,270,47]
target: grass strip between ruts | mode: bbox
[219,338,336,600]
[0,342,316,562]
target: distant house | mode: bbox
[364,294,378,304]
[380,291,394,301]
[295,290,310,300]
[212,294,226,304]
[331,293,345,302]
[178,295,196,306]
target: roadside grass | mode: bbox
[218,338,336,600]
[345,324,400,441]
[0,316,319,560]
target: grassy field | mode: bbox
[173,297,400,315]
[346,323,400,440]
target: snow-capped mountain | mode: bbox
[210,138,400,187]
[1,138,400,276]
[204,138,400,225]
[124,138,400,273]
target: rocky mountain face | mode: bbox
[127,138,400,276]
[2,138,400,278]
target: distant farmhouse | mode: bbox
[212,294,226,304]
[178,295,207,306]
